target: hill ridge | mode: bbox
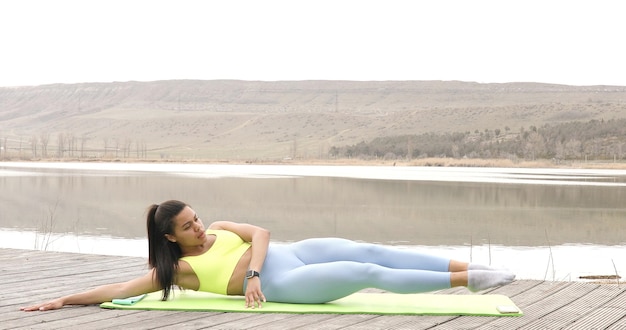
[1,80,626,160]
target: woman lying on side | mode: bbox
[22,200,515,311]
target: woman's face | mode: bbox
[165,206,206,246]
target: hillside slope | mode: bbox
[1,80,626,160]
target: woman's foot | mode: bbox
[468,263,504,271]
[467,270,516,292]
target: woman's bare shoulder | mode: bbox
[177,259,193,272]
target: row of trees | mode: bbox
[0,133,149,159]
[330,118,626,161]
[4,118,626,162]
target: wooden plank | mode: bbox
[343,315,456,330]
[525,284,626,329]
[82,310,207,330]
[8,308,142,330]
[160,312,258,330]
[4,248,626,329]
[286,314,379,330]
[473,282,599,330]
[2,266,149,308]
[2,263,148,296]
[563,287,626,330]
[197,312,301,329]
[91,310,255,330]
[244,314,343,330]
[1,254,147,283]
[606,315,626,330]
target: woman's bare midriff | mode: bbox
[227,247,252,295]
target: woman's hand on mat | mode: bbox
[245,277,266,309]
[20,298,64,311]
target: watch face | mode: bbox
[246,270,259,278]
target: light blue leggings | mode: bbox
[248,238,453,303]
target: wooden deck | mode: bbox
[2,248,625,330]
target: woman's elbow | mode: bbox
[257,228,270,241]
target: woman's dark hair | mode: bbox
[146,200,187,300]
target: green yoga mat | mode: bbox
[100,290,522,316]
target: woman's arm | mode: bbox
[20,269,161,311]
[209,221,270,272]
[209,220,270,307]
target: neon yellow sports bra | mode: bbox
[180,229,251,295]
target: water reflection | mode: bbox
[2,167,624,246]
[1,163,625,280]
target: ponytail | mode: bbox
[146,200,186,300]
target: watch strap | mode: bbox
[246,270,260,279]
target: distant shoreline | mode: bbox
[3,157,626,170]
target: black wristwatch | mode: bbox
[246,270,260,279]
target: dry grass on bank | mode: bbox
[5,156,626,170]
[288,158,626,169]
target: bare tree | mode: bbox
[564,139,582,160]
[18,136,23,158]
[114,138,120,158]
[57,133,66,158]
[103,138,109,157]
[142,141,148,158]
[80,134,89,158]
[291,139,298,159]
[124,138,132,158]
[554,140,565,160]
[66,132,76,157]
[40,132,50,158]
[30,135,38,158]
[135,140,148,159]
[523,131,547,160]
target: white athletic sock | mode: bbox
[467,270,515,292]
[468,263,502,271]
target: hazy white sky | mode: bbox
[1,0,625,87]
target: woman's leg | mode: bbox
[263,260,453,303]
[260,239,515,304]
[289,238,452,271]
[261,238,451,303]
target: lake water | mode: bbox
[1,162,625,282]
